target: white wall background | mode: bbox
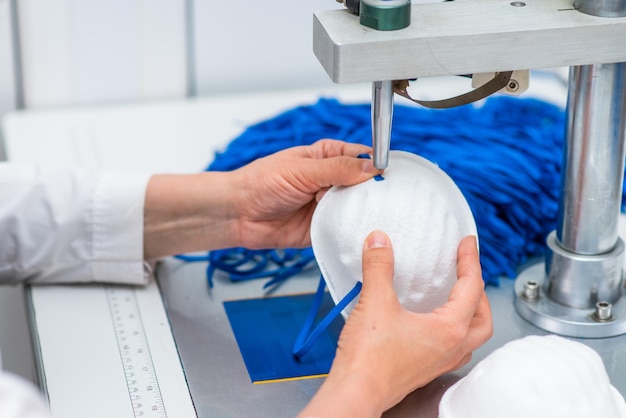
[14,0,346,109]
[0,0,17,125]
[17,0,188,108]
[191,0,342,95]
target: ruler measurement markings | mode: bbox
[106,285,168,418]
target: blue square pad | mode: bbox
[223,291,343,383]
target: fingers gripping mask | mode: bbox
[311,150,477,316]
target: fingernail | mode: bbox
[366,230,388,249]
[361,159,378,174]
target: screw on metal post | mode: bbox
[522,280,540,301]
[592,301,614,322]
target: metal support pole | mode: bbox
[515,62,626,337]
[514,0,626,338]
[547,64,626,307]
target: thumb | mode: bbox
[360,230,398,307]
[303,155,382,189]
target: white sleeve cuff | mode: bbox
[91,171,152,285]
[0,164,154,285]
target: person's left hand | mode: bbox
[229,139,381,249]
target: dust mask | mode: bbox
[311,150,477,316]
[439,335,626,418]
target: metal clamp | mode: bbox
[393,71,513,109]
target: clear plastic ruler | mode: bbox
[105,285,167,417]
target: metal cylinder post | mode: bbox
[514,0,626,338]
[574,0,626,17]
[556,64,626,256]
[372,80,394,169]
[514,63,626,336]
[546,63,626,309]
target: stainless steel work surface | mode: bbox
[157,258,626,417]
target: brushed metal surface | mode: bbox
[313,0,626,83]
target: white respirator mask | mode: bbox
[439,335,626,418]
[312,150,477,316]
[293,150,477,358]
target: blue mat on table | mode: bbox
[223,290,343,383]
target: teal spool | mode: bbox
[360,0,411,31]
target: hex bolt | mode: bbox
[593,301,614,322]
[522,280,540,301]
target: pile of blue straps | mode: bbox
[178,96,626,288]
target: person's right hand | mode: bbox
[299,232,492,418]
[143,140,379,260]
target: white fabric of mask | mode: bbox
[311,150,477,316]
[438,335,626,418]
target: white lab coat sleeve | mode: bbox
[0,162,152,285]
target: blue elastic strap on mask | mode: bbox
[292,155,380,358]
[293,276,362,359]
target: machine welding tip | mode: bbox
[372,80,394,169]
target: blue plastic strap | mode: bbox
[174,254,210,262]
[175,248,316,289]
[293,276,362,359]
